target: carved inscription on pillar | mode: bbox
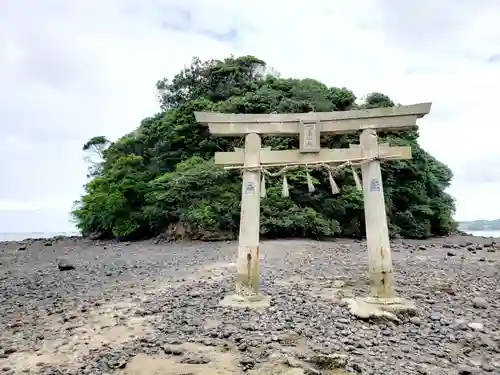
[299,120,321,153]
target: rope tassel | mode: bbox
[260,173,266,198]
[282,175,289,197]
[306,170,315,193]
[327,170,340,195]
[351,166,362,191]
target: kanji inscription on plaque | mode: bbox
[245,181,256,195]
[370,178,380,192]
[299,121,321,153]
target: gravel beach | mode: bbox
[0,235,499,375]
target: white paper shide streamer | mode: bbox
[351,166,362,191]
[260,173,266,198]
[306,170,315,193]
[327,170,340,195]
[282,175,289,197]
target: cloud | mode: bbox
[0,0,499,234]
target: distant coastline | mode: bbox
[459,219,500,232]
[0,232,80,242]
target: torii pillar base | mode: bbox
[219,293,270,309]
[344,297,416,321]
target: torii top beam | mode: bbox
[194,102,432,136]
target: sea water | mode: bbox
[464,230,500,238]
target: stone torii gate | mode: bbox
[195,103,432,310]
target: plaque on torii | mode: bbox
[195,102,432,310]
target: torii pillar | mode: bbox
[360,129,397,300]
[233,134,264,300]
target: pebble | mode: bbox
[468,322,484,331]
[472,297,488,309]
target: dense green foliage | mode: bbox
[72,56,457,240]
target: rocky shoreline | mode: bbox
[0,226,477,247]
[0,235,499,374]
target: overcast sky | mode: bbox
[1,0,499,233]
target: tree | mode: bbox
[82,136,110,178]
[72,55,457,240]
[83,136,109,158]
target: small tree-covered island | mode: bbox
[72,55,457,241]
